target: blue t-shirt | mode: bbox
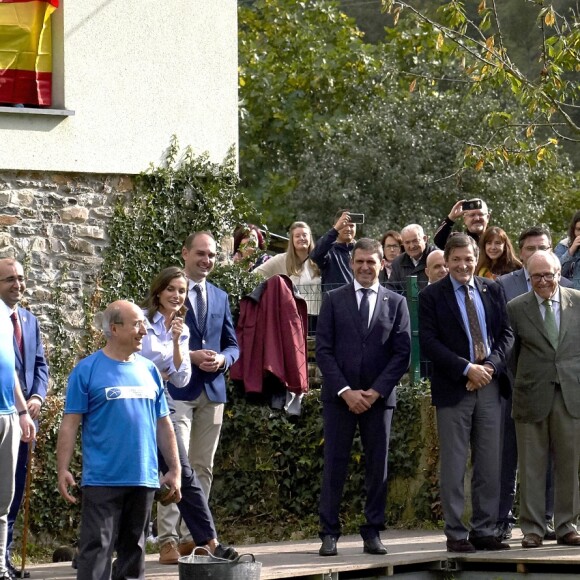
[0,300,15,414]
[64,350,169,487]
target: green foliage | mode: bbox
[211,379,437,542]
[290,88,577,240]
[101,137,256,305]
[239,0,388,229]
[28,394,83,541]
[382,0,580,169]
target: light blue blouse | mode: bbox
[140,309,191,388]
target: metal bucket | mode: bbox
[178,550,261,580]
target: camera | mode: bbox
[348,213,365,224]
[462,199,483,212]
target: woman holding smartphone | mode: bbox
[140,267,237,565]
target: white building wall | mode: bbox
[0,0,238,173]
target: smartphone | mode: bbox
[462,199,482,212]
[349,213,365,224]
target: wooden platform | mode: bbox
[21,529,580,579]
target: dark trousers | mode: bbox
[5,440,28,564]
[319,398,393,540]
[77,486,154,580]
[157,430,216,545]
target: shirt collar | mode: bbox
[534,287,560,306]
[189,279,206,293]
[354,280,380,293]
[450,276,475,292]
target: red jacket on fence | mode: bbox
[231,275,308,395]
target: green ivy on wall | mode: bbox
[101,136,258,306]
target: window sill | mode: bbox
[0,106,74,117]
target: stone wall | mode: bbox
[0,170,134,366]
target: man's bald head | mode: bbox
[425,250,448,283]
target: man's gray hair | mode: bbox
[401,224,425,238]
[527,250,561,273]
[99,305,124,338]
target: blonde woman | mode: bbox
[255,221,321,320]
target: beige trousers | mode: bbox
[157,392,224,544]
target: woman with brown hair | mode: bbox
[140,266,237,565]
[232,224,270,271]
[476,226,521,279]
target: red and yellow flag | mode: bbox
[0,0,58,106]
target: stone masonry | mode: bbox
[0,171,134,381]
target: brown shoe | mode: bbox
[522,533,543,548]
[159,540,180,564]
[178,540,195,556]
[557,532,580,546]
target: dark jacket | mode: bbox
[433,217,481,250]
[316,283,411,406]
[419,275,514,408]
[230,275,308,395]
[387,244,437,291]
[310,228,354,291]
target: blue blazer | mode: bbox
[168,282,239,404]
[419,276,514,408]
[15,306,49,401]
[315,283,411,407]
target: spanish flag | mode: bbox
[0,0,58,106]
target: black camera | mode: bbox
[462,199,483,212]
[348,213,365,224]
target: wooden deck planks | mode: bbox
[22,529,580,579]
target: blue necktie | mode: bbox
[359,288,370,330]
[194,284,206,335]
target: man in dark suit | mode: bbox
[157,232,240,563]
[0,258,48,578]
[419,234,513,553]
[387,224,437,292]
[507,251,580,548]
[495,226,571,541]
[316,238,411,556]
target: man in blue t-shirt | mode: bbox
[57,301,181,580]
[0,298,35,580]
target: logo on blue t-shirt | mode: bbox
[105,386,157,401]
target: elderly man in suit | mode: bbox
[507,250,580,548]
[494,226,569,542]
[157,231,240,564]
[0,259,48,578]
[419,234,513,553]
[316,238,411,557]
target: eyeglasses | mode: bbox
[384,244,400,250]
[530,273,557,282]
[0,276,25,284]
[115,320,146,330]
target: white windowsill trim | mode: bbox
[0,106,74,116]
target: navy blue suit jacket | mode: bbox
[419,276,513,408]
[168,282,239,404]
[315,283,411,407]
[15,306,48,401]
